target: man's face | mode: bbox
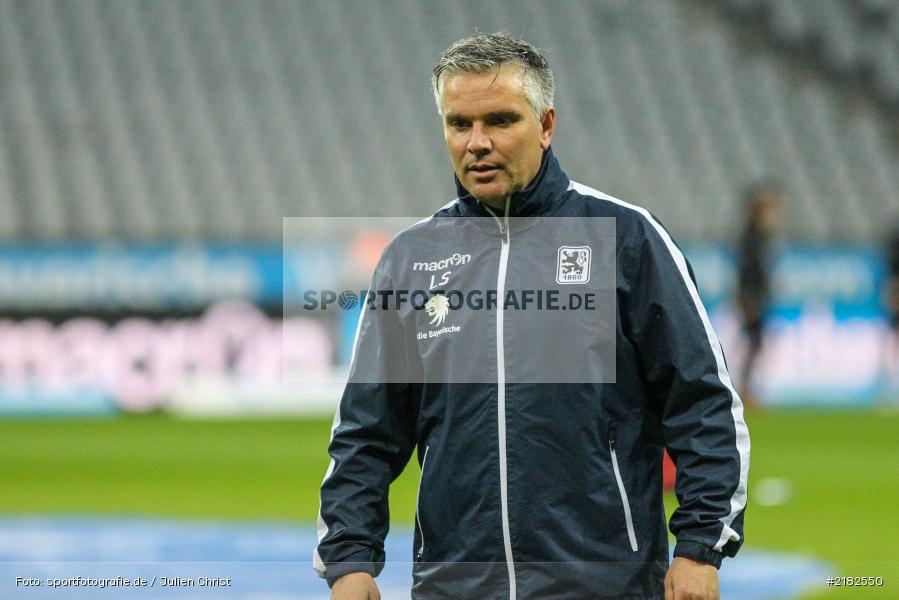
[440,65,555,207]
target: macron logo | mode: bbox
[412,252,471,272]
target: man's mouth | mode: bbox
[468,163,501,177]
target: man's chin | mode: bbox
[467,184,510,208]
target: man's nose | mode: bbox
[466,123,491,157]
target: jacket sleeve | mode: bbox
[622,218,750,568]
[313,253,419,584]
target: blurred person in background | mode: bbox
[883,222,899,395]
[736,182,784,408]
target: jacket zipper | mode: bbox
[609,436,639,552]
[484,201,516,599]
[496,220,516,599]
[416,445,430,559]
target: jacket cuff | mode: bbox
[320,548,383,588]
[673,539,723,569]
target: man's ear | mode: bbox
[539,107,555,150]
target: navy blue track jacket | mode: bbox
[314,149,750,599]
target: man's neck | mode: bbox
[478,195,511,212]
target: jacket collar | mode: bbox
[454,147,569,218]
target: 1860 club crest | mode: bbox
[556,246,592,284]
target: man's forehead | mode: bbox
[441,65,529,110]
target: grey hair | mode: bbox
[432,33,554,119]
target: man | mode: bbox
[883,221,899,393]
[736,181,783,407]
[315,34,749,600]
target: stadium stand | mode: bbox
[722,0,899,105]
[0,0,895,241]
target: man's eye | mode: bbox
[450,120,469,129]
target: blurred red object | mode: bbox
[663,451,676,491]
[349,230,392,275]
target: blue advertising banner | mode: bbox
[0,241,894,412]
[684,243,885,314]
[0,244,285,311]
[684,244,890,407]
